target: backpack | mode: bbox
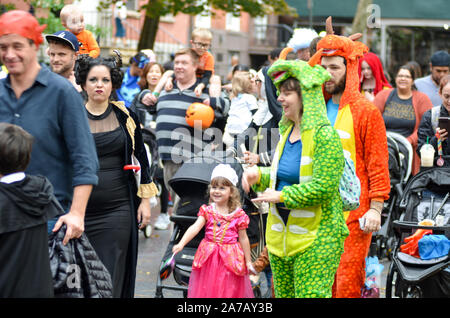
[340,152,361,211]
[319,124,361,211]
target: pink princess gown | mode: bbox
[187,204,254,298]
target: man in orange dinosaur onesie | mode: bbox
[317,17,391,298]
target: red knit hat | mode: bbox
[0,10,47,47]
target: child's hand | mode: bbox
[202,98,210,105]
[165,78,173,91]
[247,261,257,275]
[141,92,157,106]
[194,84,205,97]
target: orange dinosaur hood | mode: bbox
[317,17,368,108]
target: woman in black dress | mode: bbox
[75,55,157,298]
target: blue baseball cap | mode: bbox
[430,50,449,67]
[45,30,79,51]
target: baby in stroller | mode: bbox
[386,166,450,298]
[155,152,260,297]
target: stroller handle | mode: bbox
[393,220,450,233]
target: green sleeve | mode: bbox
[251,166,271,193]
[281,126,344,209]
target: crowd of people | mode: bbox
[0,7,449,299]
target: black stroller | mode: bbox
[372,131,414,259]
[154,151,260,298]
[385,167,450,298]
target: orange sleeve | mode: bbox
[85,30,100,58]
[77,30,100,58]
[202,52,215,72]
[361,102,391,202]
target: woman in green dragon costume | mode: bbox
[242,49,348,298]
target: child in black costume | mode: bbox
[0,123,63,297]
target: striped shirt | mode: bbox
[155,80,229,163]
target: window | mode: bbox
[226,13,240,32]
[195,10,211,29]
[125,0,138,11]
[253,15,268,41]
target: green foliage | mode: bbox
[26,0,65,34]
[85,24,110,40]
[98,0,296,18]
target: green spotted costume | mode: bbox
[252,57,349,298]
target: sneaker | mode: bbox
[154,213,171,230]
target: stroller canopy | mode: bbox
[169,151,244,199]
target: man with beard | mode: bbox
[415,50,449,106]
[317,17,390,298]
[45,30,81,92]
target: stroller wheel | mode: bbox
[405,285,422,298]
[143,224,153,238]
[385,261,398,298]
[385,237,397,260]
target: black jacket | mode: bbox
[417,104,450,166]
[48,225,113,298]
[0,175,61,298]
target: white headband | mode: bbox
[210,164,238,186]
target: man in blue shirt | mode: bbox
[0,10,98,245]
[415,50,450,106]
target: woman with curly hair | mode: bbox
[75,55,158,298]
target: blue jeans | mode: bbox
[47,213,67,235]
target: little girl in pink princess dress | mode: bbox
[172,164,255,298]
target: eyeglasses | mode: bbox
[192,41,210,49]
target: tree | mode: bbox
[351,0,372,35]
[26,0,65,34]
[99,0,296,51]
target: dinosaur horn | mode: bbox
[308,48,323,67]
[279,47,293,60]
[326,16,334,35]
[348,33,362,41]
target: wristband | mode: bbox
[152,91,160,97]
[371,207,382,215]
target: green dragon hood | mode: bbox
[268,58,331,135]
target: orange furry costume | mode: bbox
[317,18,391,298]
